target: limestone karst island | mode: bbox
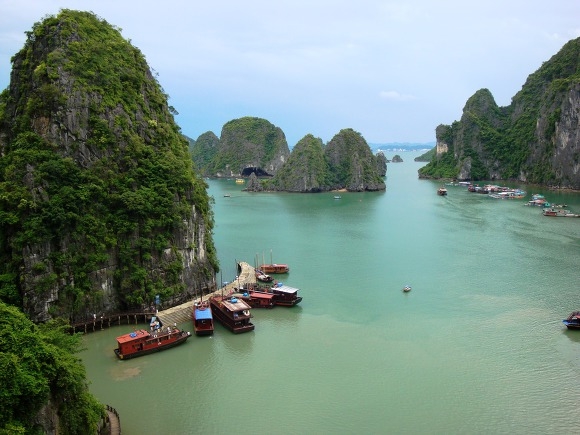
[1,8,580,434]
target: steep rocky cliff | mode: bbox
[193,116,290,177]
[324,129,386,191]
[249,129,386,192]
[265,134,330,192]
[420,37,580,189]
[190,131,219,176]
[0,10,217,322]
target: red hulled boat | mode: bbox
[239,290,275,308]
[114,324,191,360]
[209,295,255,333]
[192,299,214,336]
[259,263,289,274]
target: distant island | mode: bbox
[369,142,435,153]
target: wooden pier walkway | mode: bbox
[69,262,256,333]
[105,405,121,435]
[156,261,256,325]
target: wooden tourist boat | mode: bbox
[255,269,274,283]
[192,299,214,336]
[562,311,580,330]
[257,251,289,274]
[269,283,302,307]
[239,290,275,308]
[542,208,579,217]
[403,285,412,292]
[114,325,191,360]
[259,263,289,274]
[437,187,447,196]
[209,295,255,333]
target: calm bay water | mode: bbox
[81,155,580,434]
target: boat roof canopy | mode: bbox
[116,329,149,344]
[195,308,213,320]
[250,291,274,300]
[222,297,251,311]
[271,284,299,294]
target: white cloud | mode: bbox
[0,0,579,145]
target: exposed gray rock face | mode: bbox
[245,172,263,191]
[213,117,290,177]
[321,129,386,192]
[0,11,216,322]
[245,130,386,192]
[427,38,580,188]
[191,131,219,176]
[375,151,388,176]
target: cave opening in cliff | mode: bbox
[241,167,271,177]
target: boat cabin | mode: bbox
[193,301,214,336]
[270,284,302,306]
[114,326,190,360]
[240,291,275,308]
[259,263,289,274]
[210,296,255,333]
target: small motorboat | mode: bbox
[563,311,580,330]
[403,285,412,292]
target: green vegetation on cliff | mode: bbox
[419,38,580,188]
[0,10,217,318]
[266,134,330,192]
[190,131,219,176]
[202,117,290,176]
[0,302,103,434]
[325,129,386,191]
[256,129,385,192]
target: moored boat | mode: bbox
[192,299,214,336]
[239,290,275,308]
[269,283,302,306]
[563,311,580,330]
[542,208,579,217]
[258,250,289,274]
[209,295,255,333]
[488,189,526,199]
[255,269,273,282]
[259,263,290,274]
[114,326,191,360]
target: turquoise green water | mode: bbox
[81,156,580,434]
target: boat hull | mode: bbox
[194,327,214,336]
[259,264,289,274]
[210,297,255,333]
[562,312,580,330]
[193,302,214,336]
[114,331,190,360]
[562,320,580,330]
[273,296,302,307]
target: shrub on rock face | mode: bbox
[0,302,104,434]
[0,9,217,321]
[324,129,386,192]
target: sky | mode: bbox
[1,1,579,147]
